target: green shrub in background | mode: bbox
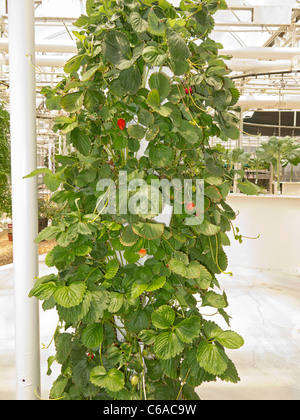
[0,102,11,217]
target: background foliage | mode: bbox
[28,0,257,400]
[0,102,11,216]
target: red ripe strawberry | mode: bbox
[186,202,195,212]
[185,87,193,94]
[117,118,126,130]
[138,249,147,258]
[88,352,95,360]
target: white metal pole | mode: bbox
[8,0,40,400]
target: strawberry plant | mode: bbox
[28,0,257,400]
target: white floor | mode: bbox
[0,259,300,400]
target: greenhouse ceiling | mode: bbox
[0,0,300,105]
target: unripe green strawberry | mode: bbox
[131,375,139,386]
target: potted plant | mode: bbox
[27,0,259,401]
[256,136,300,195]
[7,222,13,242]
[38,196,60,232]
[282,146,300,195]
[218,146,262,194]
[247,157,270,190]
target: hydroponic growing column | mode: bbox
[8,0,40,400]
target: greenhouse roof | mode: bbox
[0,0,299,107]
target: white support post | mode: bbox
[8,0,40,400]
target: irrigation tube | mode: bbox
[237,95,300,110]
[0,54,71,68]
[8,0,40,400]
[222,47,300,60]
[0,38,77,54]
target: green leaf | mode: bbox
[179,120,202,144]
[214,331,244,349]
[151,305,175,329]
[113,135,128,150]
[73,243,93,256]
[132,222,164,240]
[70,128,91,156]
[43,173,61,192]
[34,226,62,243]
[138,329,158,345]
[148,10,166,36]
[129,12,148,33]
[105,259,119,280]
[146,276,166,293]
[102,31,132,70]
[90,367,125,392]
[82,64,101,82]
[29,281,57,301]
[147,89,160,108]
[145,358,163,381]
[84,89,105,112]
[57,291,92,324]
[120,226,139,247]
[169,259,201,279]
[125,307,151,333]
[182,384,201,400]
[131,276,166,299]
[149,72,171,102]
[196,265,212,289]
[173,251,189,265]
[77,222,93,235]
[205,186,222,202]
[50,375,68,400]
[73,14,90,28]
[142,46,167,67]
[212,90,233,111]
[86,0,94,16]
[238,179,261,196]
[175,316,201,343]
[146,89,173,117]
[55,333,73,364]
[119,67,141,95]
[166,27,191,61]
[196,341,229,376]
[222,123,240,140]
[203,320,223,340]
[170,58,190,76]
[107,292,124,313]
[84,287,109,322]
[53,282,87,308]
[194,219,221,236]
[202,291,228,309]
[160,356,180,379]
[154,331,185,360]
[145,124,159,141]
[61,91,84,112]
[23,167,52,179]
[138,109,154,127]
[45,245,74,267]
[64,55,84,73]
[149,143,174,167]
[128,124,146,140]
[219,359,241,383]
[131,137,144,153]
[82,323,104,348]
